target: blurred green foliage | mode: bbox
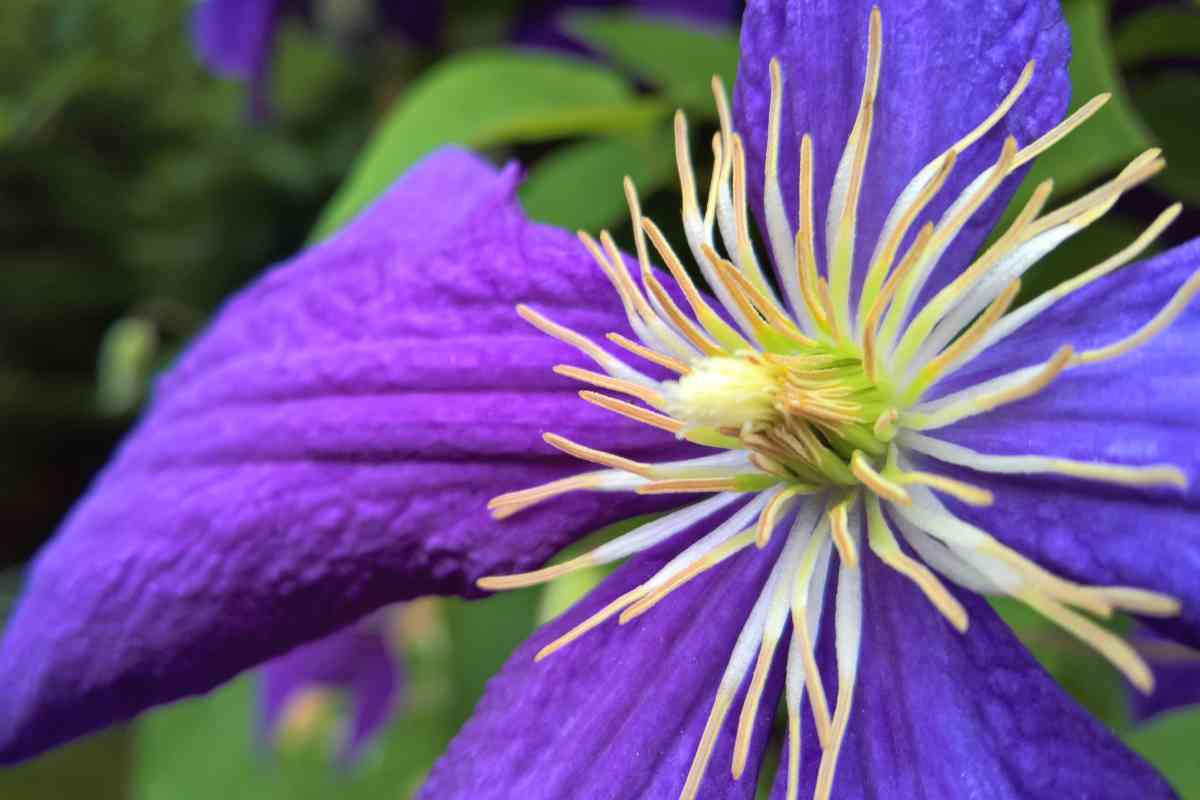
[2,0,1199,798]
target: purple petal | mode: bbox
[771,552,1174,798]
[928,239,1200,644]
[259,617,402,763]
[418,530,785,799]
[191,0,287,119]
[1128,628,1200,723]
[734,0,1070,302]
[0,147,693,763]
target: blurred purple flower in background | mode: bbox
[191,0,445,118]
[258,609,404,765]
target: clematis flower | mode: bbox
[415,1,1200,797]
[1129,629,1200,723]
[191,0,445,118]
[3,3,1198,798]
[257,608,404,765]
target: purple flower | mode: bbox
[3,2,1198,798]
[191,0,444,118]
[0,146,694,762]
[258,609,404,764]
[1130,630,1200,723]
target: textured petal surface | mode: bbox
[928,239,1200,645]
[734,0,1070,302]
[0,147,694,762]
[771,552,1175,799]
[418,529,785,799]
[259,617,402,763]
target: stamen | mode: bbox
[965,203,1181,364]
[680,534,790,800]
[641,216,753,352]
[535,587,647,661]
[517,304,652,386]
[488,471,643,520]
[1074,268,1200,365]
[1012,93,1111,170]
[795,134,829,331]
[730,134,779,302]
[1020,588,1154,692]
[856,152,956,336]
[904,345,1074,430]
[641,269,726,356]
[898,432,1188,491]
[755,485,806,548]
[482,492,743,590]
[865,495,968,631]
[732,531,808,780]
[620,531,756,624]
[705,245,816,346]
[636,477,750,495]
[850,451,912,506]
[905,279,1022,401]
[828,494,860,568]
[541,432,654,478]
[813,559,863,800]
[764,58,809,327]
[579,390,686,435]
[827,6,882,331]
[791,526,834,749]
[895,469,994,507]
[553,364,667,408]
[606,332,690,374]
[861,223,935,382]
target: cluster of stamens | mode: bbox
[479,8,1196,800]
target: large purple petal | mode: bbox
[0,147,694,763]
[771,552,1174,799]
[734,0,1070,303]
[259,618,402,763]
[926,239,1200,645]
[418,531,785,799]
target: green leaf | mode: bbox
[565,10,739,114]
[1024,0,1154,196]
[312,49,667,239]
[519,128,675,231]
[0,727,131,800]
[1114,6,1200,66]
[133,669,457,800]
[1127,71,1200,206]
[1124,708,1200,796]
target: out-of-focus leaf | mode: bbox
[1128,71,1200,206]
[1114,6,1200,66]
[520,128,675,230]
[1022,0,1153,197]
[565,10,739,114]
[1124,708,1200,796]
[133,669,456,800]
[443,590,540,722]
[0,726,130,800]
[313,50,667,238]
[992,596,1131,730]
[96,317,158,416]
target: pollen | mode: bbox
[663,355,780,430]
